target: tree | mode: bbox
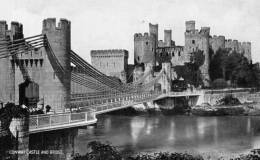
[209,48,260,88]
[174,50,205,87]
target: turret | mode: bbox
[185,20,195,32]
[42,18,71,108]
[0,21,7,38]
[164,29,172,47]
[149,23,158,45]
[11,21,23,40]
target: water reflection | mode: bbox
[30,115,260,159]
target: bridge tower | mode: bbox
[0,21,24,103]
[42,18,71,110]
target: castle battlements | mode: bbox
[134,32,155,41]
[91,49,128,58]
[0,21,23,39]
[42,18,70,32]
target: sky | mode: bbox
[1,0,260,64]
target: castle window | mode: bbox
[192,40,195,44]
[178,51,181,56]
[172,52,175,57]
[146,42,148,45]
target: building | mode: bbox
[155,20,252,86]
[91,49,128,83]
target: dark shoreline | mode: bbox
[71,141,260,160]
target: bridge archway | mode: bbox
[19,80,39,108]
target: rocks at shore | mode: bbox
[191,102,260,116]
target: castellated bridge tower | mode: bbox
[0,21,23,103]
[184,20,211,87]
[42,18,71,111]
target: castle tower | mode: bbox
[241,42,251,62]
[42,18,71,110]
[134,32,156,66]
[164,30,172,47]
[184,20,211,87]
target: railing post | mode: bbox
[49,115,52,127]
[36,115,39,128]
[68,113,71,124]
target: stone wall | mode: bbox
[196,90,260,106]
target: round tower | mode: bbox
[134,33,156,66]
[42,18,71,108]
[164,30,172,47]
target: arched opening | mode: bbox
[19,80,39,108]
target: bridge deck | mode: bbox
[29,111,97,134]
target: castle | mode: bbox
[133,20,252,87]
[89,20,251,88]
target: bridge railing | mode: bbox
[29,111,96,131]
[75,91,162,113]
[69,91,161,109]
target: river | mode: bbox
[29,114,260,159]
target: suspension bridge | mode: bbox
[0,19,202,134]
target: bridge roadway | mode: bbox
[29,90,202,134]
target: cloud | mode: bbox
[0,0,259,63]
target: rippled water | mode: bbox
[28,114,260,159]
[74,115,260,158]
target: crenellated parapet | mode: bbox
[91,49,128,58]
[134,32,156,42]
[42,18,70,32]
[0,21,24,40]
